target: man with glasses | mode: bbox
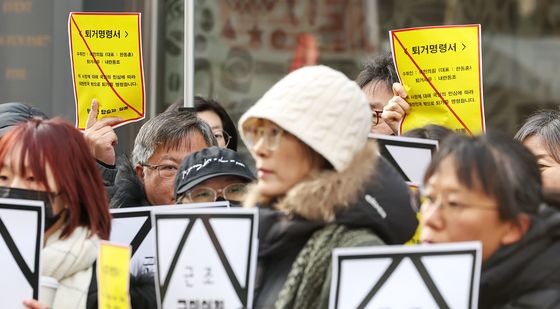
[175,147,255,206]
[108,109,217,208]
[355,52,411,135]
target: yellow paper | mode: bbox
[98,242,131,309]
[390,25,485,135]
[406,186,422,245]
[68,12,145,129]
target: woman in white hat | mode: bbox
[239,65,418,308]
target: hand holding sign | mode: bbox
[382,83,411,135]
[84,99,122,166]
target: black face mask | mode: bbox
[0,186,65,231]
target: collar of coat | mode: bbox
[244,141,378,223]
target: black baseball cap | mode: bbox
[174,146,255,197]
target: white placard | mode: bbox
[152,208,258,309]
[369,133,438,187]
[110,201,229,275]
[329,242,482,309]
[0,198,44,309]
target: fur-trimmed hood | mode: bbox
[245,141,418,245]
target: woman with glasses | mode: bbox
[169,97,239,151]
[420,131,560,308]
[239,65,418,308]
[174,147,255,206]
[194,97,238,150]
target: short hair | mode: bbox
[424,131,542,221]
[514,109,560,163]
[404,124,454,142]
[0,118,111,239]
[355,52,399,91]
[131,109,217,165]
[166,97,239,151]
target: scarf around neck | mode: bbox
[41,226,99,309]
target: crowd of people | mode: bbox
[1,52,560,308]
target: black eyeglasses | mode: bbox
[214,130,232,148]
[140,163,178,179]
[372,110,383,125]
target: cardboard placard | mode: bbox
[329,242,482,309]
[370,133,438,187]
[0,198,43,308]
[109,202,229,275]
[152,208,258,309]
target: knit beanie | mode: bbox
[239,65,371,172]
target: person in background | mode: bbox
[404,124,454,142]
[239,65,418,308]
[0,118,111,309]
[355,53,410,135]
[174,146,255,206]
[167,96,239,151]
[515,110,560,198]
[420,131,560,308]
[0,102,48,136]
[110,109,216,208]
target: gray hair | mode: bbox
[132,110,217,165]
[514,109,560,163]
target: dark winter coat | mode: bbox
[479,206,560,309]
[108,157,151,208]
[245,142,418,308]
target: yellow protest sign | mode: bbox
[97,241,131,309]
[69,12,145,129]
[390,25,485,135]
[406,186,421,245]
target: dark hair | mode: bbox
[424,131,542,221]
[404,125,454,142]
[355,52,399,91]
[167,97,239,151]
[0,118,111,239]
[514,109,560,163]
[0,102,48,137]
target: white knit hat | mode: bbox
[239,65,371,172]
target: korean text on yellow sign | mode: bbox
[390,24,485,135]
[68,12,145,129]
[97,241,131,309]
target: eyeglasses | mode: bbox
[140,163,178,179]
[214,130,232,148]
[242,124,284,151]
[180,183,248,203]
[372,110,383,125]
[419,190,497,217]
